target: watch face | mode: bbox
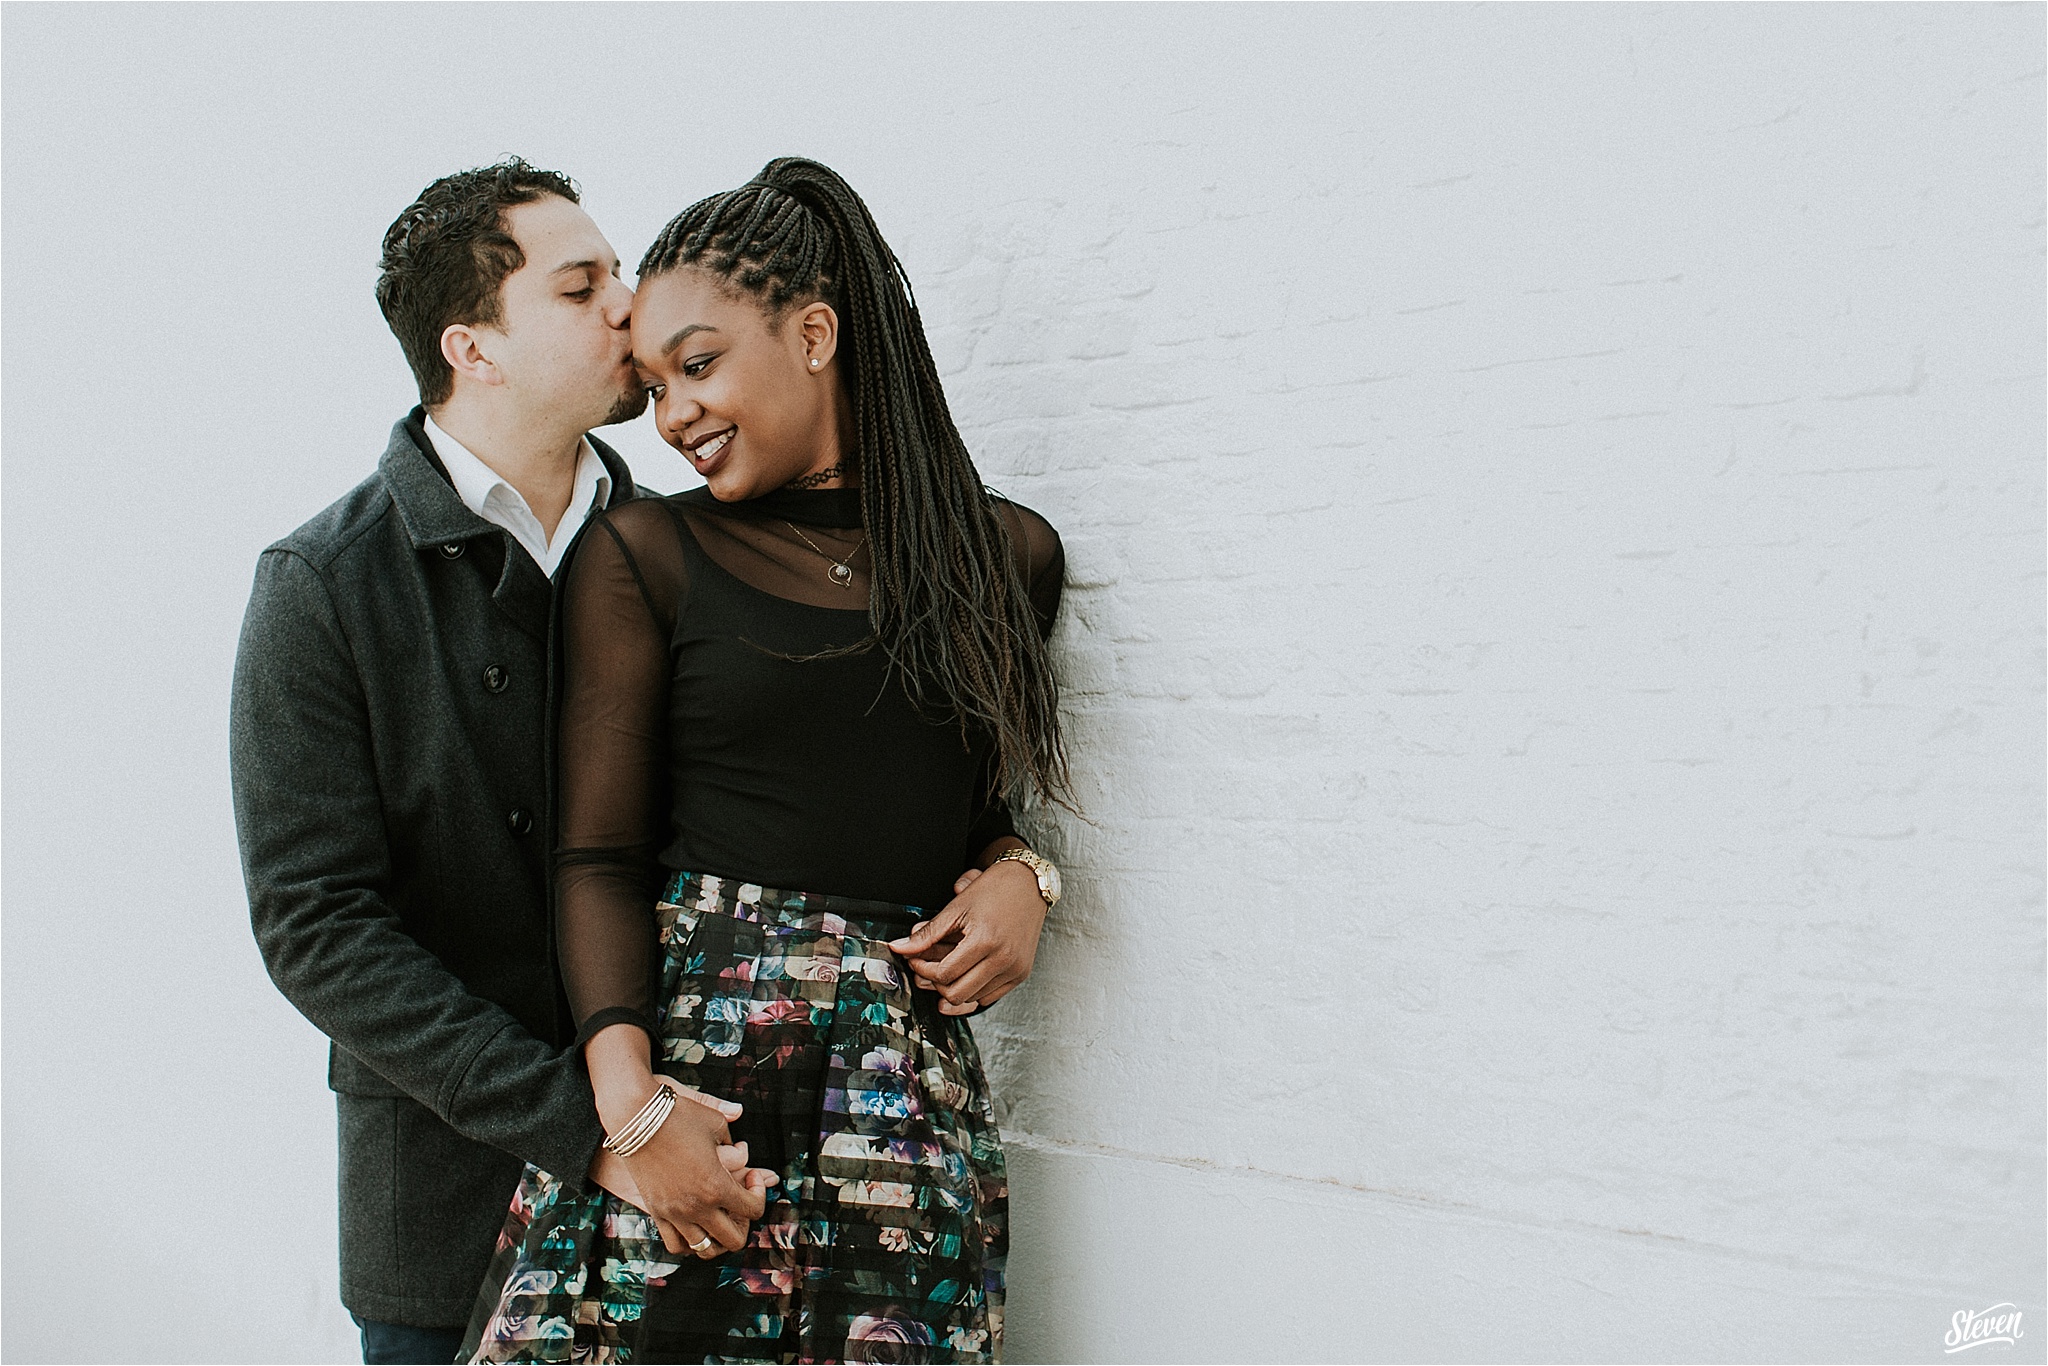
[1041,861,1062,901]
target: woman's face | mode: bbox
[630,266,843,500]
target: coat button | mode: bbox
[483,665,509,693]
[439,542,464,559]
[507,808,533,836]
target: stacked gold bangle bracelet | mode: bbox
[602,1083,678,1157]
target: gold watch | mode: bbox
[991,847,1062,907]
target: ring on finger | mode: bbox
[689,1232,716,1254]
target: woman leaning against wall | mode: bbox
[461,156,1072,1365]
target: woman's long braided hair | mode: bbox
[639,157,1069,807]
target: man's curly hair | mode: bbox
[375,158,579,407]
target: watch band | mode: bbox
[992,847,1061,907]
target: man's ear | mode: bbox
[440,323,504,389]
[795,302,839,372]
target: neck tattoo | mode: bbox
[783,463,850,491]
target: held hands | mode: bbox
[888,857,1047,1015]
[587,1127,757,1213]
[588,1069,778,1260]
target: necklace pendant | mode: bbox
[830,562,854,587]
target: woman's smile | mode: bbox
[686,425,736,473]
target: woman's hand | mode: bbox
[587,1080,779,1252]
[585,1026,776,1258]
[618,1089,768,1257]
[887,857,1048,1015]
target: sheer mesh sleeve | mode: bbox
[961,742,1017,861]
[554,499,689,1051]
[1013,503,1065,638]
[962,498,1066,861]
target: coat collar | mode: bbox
[379,407,639,641]
[380,406,638,550]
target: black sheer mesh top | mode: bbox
[554,482,1064,1044]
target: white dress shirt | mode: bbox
[424,415,612,578]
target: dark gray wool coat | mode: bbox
[231,409,637,1327]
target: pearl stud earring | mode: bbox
[810,358,821,368]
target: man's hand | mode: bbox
[887,858,1048,1015]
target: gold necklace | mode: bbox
[783,521,868,588]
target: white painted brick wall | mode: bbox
[3,5,2039,1362]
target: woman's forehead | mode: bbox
[632,269,765,338]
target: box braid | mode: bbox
[639,158,1069,806]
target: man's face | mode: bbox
[472,194,646,428]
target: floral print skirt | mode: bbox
[459,871,1008,1364]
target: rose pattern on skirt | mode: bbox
[459,871,1008,1364]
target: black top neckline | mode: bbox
[686,484,863,530]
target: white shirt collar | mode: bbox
[423,414,611,577]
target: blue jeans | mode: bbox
[350,1313,466,1365]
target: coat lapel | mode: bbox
[380,409,639,645]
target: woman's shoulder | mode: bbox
[571,492,697,580]
[988,492,1058,534]
[591,488,698,539]
[986,492,1062,578]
